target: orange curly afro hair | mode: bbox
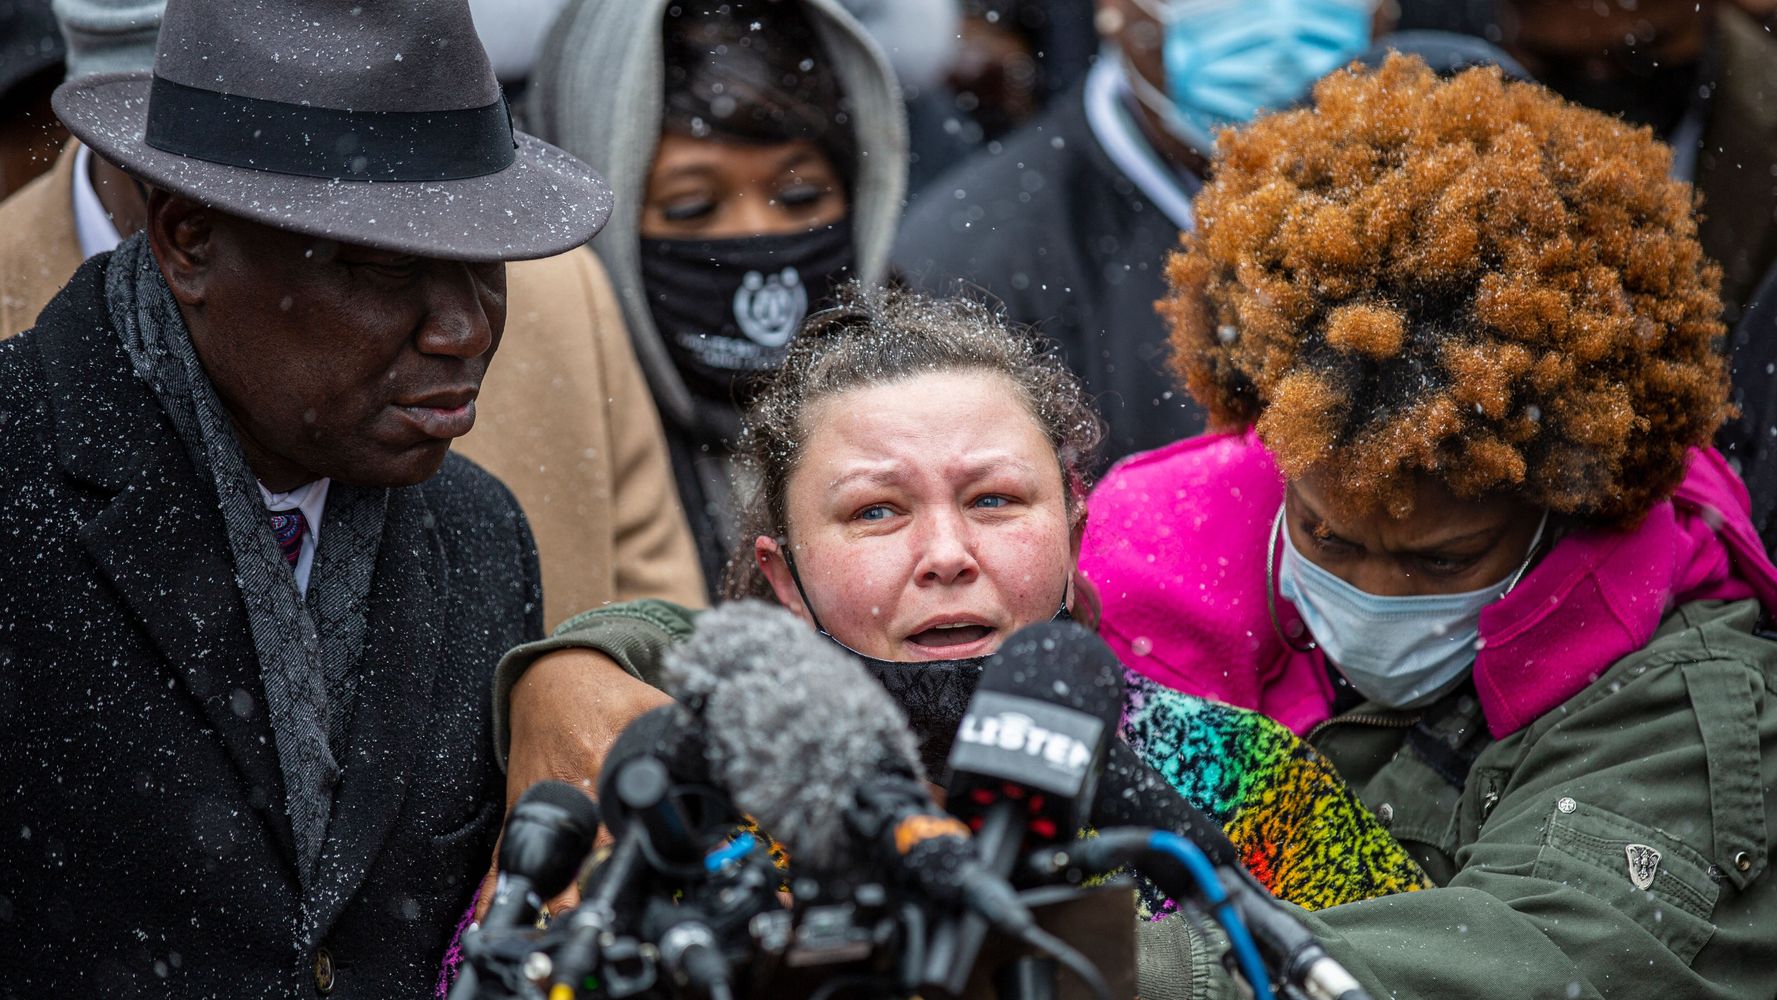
[1165,53,1730,527]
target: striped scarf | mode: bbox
[105,233,387,887]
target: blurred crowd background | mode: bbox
[5,0,1777,571]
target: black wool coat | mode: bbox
[894,79,1207,465]
[0,254,543,998]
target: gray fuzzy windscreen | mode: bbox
[660,601,924,870]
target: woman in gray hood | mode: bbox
[530,0,908,593]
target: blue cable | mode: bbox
[704,832,758,872]
[1145,831,1275,1000]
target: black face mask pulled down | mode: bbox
[777,514,1075,780]
[823,596,1076,780]
[639,219,856,403]
[857,656,990,781]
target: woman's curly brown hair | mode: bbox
[1165,53,1730,526]
[723,283,1104,602]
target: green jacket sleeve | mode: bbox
[1135,911,1240,1000]
[491,598,703,771]
[1274,601,1777,1000]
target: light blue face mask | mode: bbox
[1271,506,1548,709]
[1125,0,1373,154]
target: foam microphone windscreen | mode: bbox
[660,601,925,869]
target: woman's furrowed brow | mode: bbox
[826,452,1035,493]
[828,462,904,491]
[1395,525,1505,554]
[951,453,1036,481]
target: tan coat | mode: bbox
[0,144,705,628]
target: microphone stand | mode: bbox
[923,798,1024,997]
[994,956,1059,1000]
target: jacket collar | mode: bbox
[38,254,145,493]
[1081,56,1201,233]
[1475,447,1777,736]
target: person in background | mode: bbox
[895,0,1382,462]
[0,0,704,627]
[528,0,907,593]
[1728,264,1777,547]
[832,0,981,194]
[1084,55,1777,996]
[0,0,64,199]
[0,0,615,991]
[953,0,1099,133]
[1488,0,1777,542]
[1496,0,1775,328]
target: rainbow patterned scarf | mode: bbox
[1120,672,1432,915]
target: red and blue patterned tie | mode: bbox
[269,510,308,568]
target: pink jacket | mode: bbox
[1082,430,1777,739]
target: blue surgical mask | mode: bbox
[1273,507,1547,708]
[1124,0,1373,154]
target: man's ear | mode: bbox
[755,534,813,626]
[144,190,215,307]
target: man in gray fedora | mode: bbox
[0,0,611,995]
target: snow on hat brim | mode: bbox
[55,71,611,262]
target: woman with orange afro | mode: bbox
[1084,54,1777,996]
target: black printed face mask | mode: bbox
[856,655,989,781]
[638,218,855,401]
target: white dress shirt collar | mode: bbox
[71,143,125,261]
[258,479,331,596]
[1082,54,1201,233]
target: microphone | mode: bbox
[928,620,1125,994]
[595,704,726,869]
[483,780,604,931]
[1219,868,1373,1000]
[660,601,925,865]
[452,781,601,1000]
[548,705,730,1000]
[659,602,1017,916]
[945,620,1124,867]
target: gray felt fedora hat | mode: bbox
[50,0,611,261]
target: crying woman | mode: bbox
[483,287,1435,995]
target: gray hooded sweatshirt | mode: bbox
[529,0,908,591]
